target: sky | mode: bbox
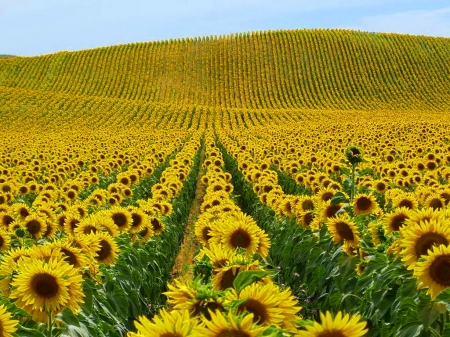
[1,0,450,56]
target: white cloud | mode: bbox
[350,7,450,37]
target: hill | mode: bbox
[1,29,449,112]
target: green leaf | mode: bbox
[233,270,271,293]
[15,325,46,337]
[396,322,423,337]
[330,192,348,205]
[443,323,450,337]
[357,168,374,176]
[58,307,80,327]
[418,299,441,329]
[340,167,351,175]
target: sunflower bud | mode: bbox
[15,228,26,238]
[345,146,364,165]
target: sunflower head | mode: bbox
[345,145,364,165]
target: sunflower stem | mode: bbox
[350,163,357,203]
[47,311,53,337]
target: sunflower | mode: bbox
[213,260,262,291]
[320,201,343,221]
[92,212,119,237]
[128,309,198,337]
[226,282,299,327]
[383,207,410,235]
[0,229,11,252]
[75,217,101,236]
[406,207,444,226]
[135,223,154,242]
[413,245,450,299]
[327,213,360,251]
[0,212,15,230]
[12,203,31,219]
[127,207,148,234]
[317,187,337,203]
[393,193,419,210]
[10,257,84,315]
[64,212,83,236]
[424,194,446,210]
[210,218,260,257]
[149,217,166,236]
[399,219,450,269]
[51,240,90,269]
[297,311,368,337]
[23,214,47,239]
[107,206,133,232]
[353,194,379,216]
[164,279,196,309]
[0,304,18,337]
[368,222,384,247]
[195,219,214,246]
[197,243,238,270]
[91,232,119,266]
[195,310,265,337]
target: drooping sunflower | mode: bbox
[0,304,18,337]
[383,207,410,235]
[297,311,368,337]
[91,232,119,266]
[10,257,84,315]
[413,244,450,299]
[352,194,379,216]
[23,214,47,239]
[399,219,450,269]
[195,310,265,337]
[327,213,360,251]
[128,309,198,337]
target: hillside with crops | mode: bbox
[0,29,450,337]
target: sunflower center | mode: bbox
[216,330,251,337]
[303,212,314,227]
[430,255,450,286]
[192,300,222,319]
[390,214,408,231]
[219,268,239,290]
[138,226,148,237]
[160,333,183,337]
[97,240,112,261]
[399,199,414,209]
[131,214,142,227]
[61,248,78,266]
[202,226,212,242]
[32,273,59,298]
[2,215,14,226]
[429,198,444,210]
[26,219,42,234]
[238,298,268,325]
[335,221,355,240]
[302,199,314,211]
[356,197,372,211]
[325,204,341,218]
[230,228,251,249]
[316,332,346,337]
[0,236,4,248]
[321,192,333,202]
[151,218,162,231]
[112,213,127,228]
[415,233,448,258]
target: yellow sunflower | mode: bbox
[63,212,81,236]
[195,310,265,337]
[210,216,261,257]
[0,304,18,337]
[149,217,166,236]
[195,219,214,246]
[226,282,300,327]
[319,201,343,221]
[413,244,450,299]
[424,194,446,210]
[50,240,90,269]
[197,243,238,270]
[400,219,450,269]
[383,207,410,235]
[296,311,368,337]
[0,229,11,252]
[127,207,148,234]
[91,232,119,266]
[135,223,154,242]
[352,194,379,216]
[392,193,419,210]
[128,309,198,337]
[23,214,47,239]
[10,257,84,315]
[0,212,15,230]
[108,206,133,232]
[327,213,360,251]
[213,260,262,291]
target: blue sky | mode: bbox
[1,0,449,56]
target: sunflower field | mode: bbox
[1,29,450,337]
